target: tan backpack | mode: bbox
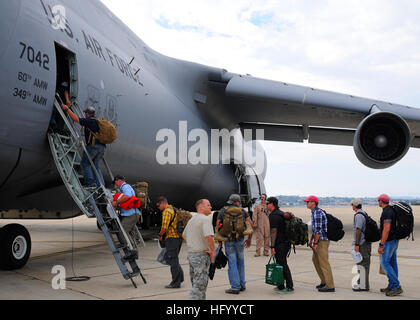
[92,119,118,145]
[173,208,193,234]
[216,206,249,241]
[133,182,149,209]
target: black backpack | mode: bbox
[391,202,414,241]
[322,210,345,242]
[355,211,381,243]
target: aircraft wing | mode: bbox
[209,74,420,148]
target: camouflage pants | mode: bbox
[188,252,210,300]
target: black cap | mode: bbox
[266,197,279,207]
[113,175,125,183]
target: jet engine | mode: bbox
[354,111,412,169]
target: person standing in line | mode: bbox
[305,195,335,293]
[377,194,403,297]
[351,198,371,292]
[267,197,294,293]
[182,199,215,300]
[216,194,253,295]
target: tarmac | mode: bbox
[0,206,419,300]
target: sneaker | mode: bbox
[225,288,240,295]
[318,287,335,293]
[263,252,270,256]
[386,287,403,297]
[254,253,261,257]
[165,284,181,289]
[280,288,294,293]
[380,287,391,293]
[316,283,326,289]
[274,286,285,292]
[240,286,246,292]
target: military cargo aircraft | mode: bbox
[1,0,420,271]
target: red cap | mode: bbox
[304,195,319,203]
[377,194,390,203]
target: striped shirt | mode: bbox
[311,207,328,241]
[161,205,181,239]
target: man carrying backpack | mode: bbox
[112,175,141,261]
[351,198,371,292]
[253,194,270,257]
[216,194,253,294]
[157,196,184,289]
[305,195,335,292]
[377,194,403,297]
[267,197,294,293]
[62,105,105,189]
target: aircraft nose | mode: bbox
[0,0,21,60]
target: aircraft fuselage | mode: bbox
[0,0,259,215]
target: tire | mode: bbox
[0,224,32,270]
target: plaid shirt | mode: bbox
[161,205,181,239]
[311,207,328,241]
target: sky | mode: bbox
[100,0,420,198]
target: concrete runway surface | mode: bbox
[0,206,419,300]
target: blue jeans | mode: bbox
[225,238,246,290]
[380,240,400,290]
[81,143,105,187]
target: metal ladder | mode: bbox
[47,94,146,288]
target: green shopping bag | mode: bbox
[265,255,284,286]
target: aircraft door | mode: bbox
[234,164,265,208]
[53,43,78,110]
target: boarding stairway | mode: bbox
[47,94,146,288]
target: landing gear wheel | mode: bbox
[0,224,31,270]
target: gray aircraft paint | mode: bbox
[0,0,420,217]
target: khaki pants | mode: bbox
[255,215,270,254]
[120,214,140,254]
[356,242,371,289]
[312,240,335,289]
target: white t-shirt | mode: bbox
[183,213,214,253]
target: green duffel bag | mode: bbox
[265,256,284,286]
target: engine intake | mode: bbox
[354,111,412,169]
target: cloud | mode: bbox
[100,0,420,197]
